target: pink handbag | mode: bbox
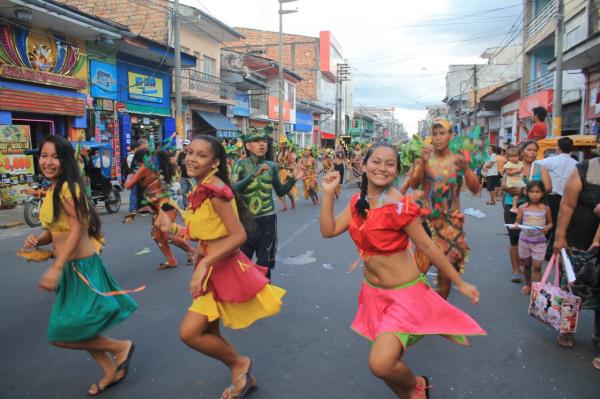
[528,254,581,334]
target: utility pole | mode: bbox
[278,0,298,143]
[174,0,183,138]
[472,64,478,130]
[335,62,351,139]
[552,0,564,137]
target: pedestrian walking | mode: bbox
[178,139,194,208]
[125,147,195,269]
[155,135,285,398]
[484,145,500,205]
[502,140,552,283]
[553,157,600,365]
[333,143,346,185]
[536,137,577,260]
[407,118,481,299]
[319,144,484,399]
[511,180,553,295]
[230,126,304,279]
[22,135,138,396]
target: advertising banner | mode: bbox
[233,91,250,117]
[0,125,34,175]
[128,72,164,103]
[90,60,118,100]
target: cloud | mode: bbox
[185,0,521,128]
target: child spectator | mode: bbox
[504,146,526,213]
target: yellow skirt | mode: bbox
[188,284,286,329]
[278,168,298,199]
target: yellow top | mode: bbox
[39,182,81,232]
[185,193,238,241]
[39,182,103,252]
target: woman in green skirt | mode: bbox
[22,135,138,396]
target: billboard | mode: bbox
[128,72,164,104]
[90,60,118,100]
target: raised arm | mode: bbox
[230,161,254,192]
[320,171,351,238]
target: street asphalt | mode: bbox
[0,182,598,398]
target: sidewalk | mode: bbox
[0,189,133,229]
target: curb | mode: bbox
[0,221,24,229]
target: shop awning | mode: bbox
[195,111,239,138]
[123,103,172,116]
[321,132,335,140]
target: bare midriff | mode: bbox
[51,231,96,262]
[197,234,239,260]
[363,250,421,288]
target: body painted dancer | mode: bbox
[320,143,485,399]
[275,140,298,211]
[125,147,195,269]
[21,136,138,396]
[156,135,285,399]
[407,118,480,299]
[230,127,304,279]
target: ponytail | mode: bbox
[355,172,370,218]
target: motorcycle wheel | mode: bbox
[105,189,121,214]
[24,200,41,227]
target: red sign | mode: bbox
[0,65,86,89]
[267,96,290,122]
[112,118,121,181]
[116,102,127,113]
[321,132,335,140]
[519,89,553,118]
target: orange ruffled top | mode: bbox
[348,193,421,256]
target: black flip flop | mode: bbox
[116,342,136,383]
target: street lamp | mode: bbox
[278,0,298,143]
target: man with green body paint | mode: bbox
[231,127,304,279]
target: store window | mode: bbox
[130,115,163,144]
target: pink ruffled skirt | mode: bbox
[351,275,486,349]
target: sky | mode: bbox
[181,0,523,133]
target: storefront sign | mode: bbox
[267,96,290,122]
[112,118,121,180]
[295,111,313,132]
[0,125,34,175]
[0,65,86,89]
[90,60,118,100]
[116,102,127,113]
[519,89,553,118]
[128,72,164,104]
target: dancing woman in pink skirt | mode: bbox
[320,143,485,399]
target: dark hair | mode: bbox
[557,137,573,153]
[495,146,502,155]
[39,135,101,240]
[520,139,539,153]
[192,135,254,232]
[532,106,548,122]
[134,147,148,163]
[355,143,401,218]
[525,180,546,203]
[155,150,175,184]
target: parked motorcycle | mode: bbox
[22,177,47,227]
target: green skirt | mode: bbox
[47,254,137,342]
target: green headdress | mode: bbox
[241,125,273,142]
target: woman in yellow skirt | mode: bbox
[156,135,285,399]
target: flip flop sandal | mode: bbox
[593,356,600,370]
[413,376,431,399]
[511,274,522,283]
[221,359,253,399]
[87,379,117,397]
[115,342,136,383]
[557,334,574,348]
[521,285,531,295]
[158,263,177,270]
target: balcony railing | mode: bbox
[527,0,557,38]
[179,69,235,103]
[526,71,554,96]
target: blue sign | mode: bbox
[233,91,250,117]
[295,111,313,132]
[90,60,118,100]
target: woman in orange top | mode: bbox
[156,135,285,399]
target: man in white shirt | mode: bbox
[537,136,576,259]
